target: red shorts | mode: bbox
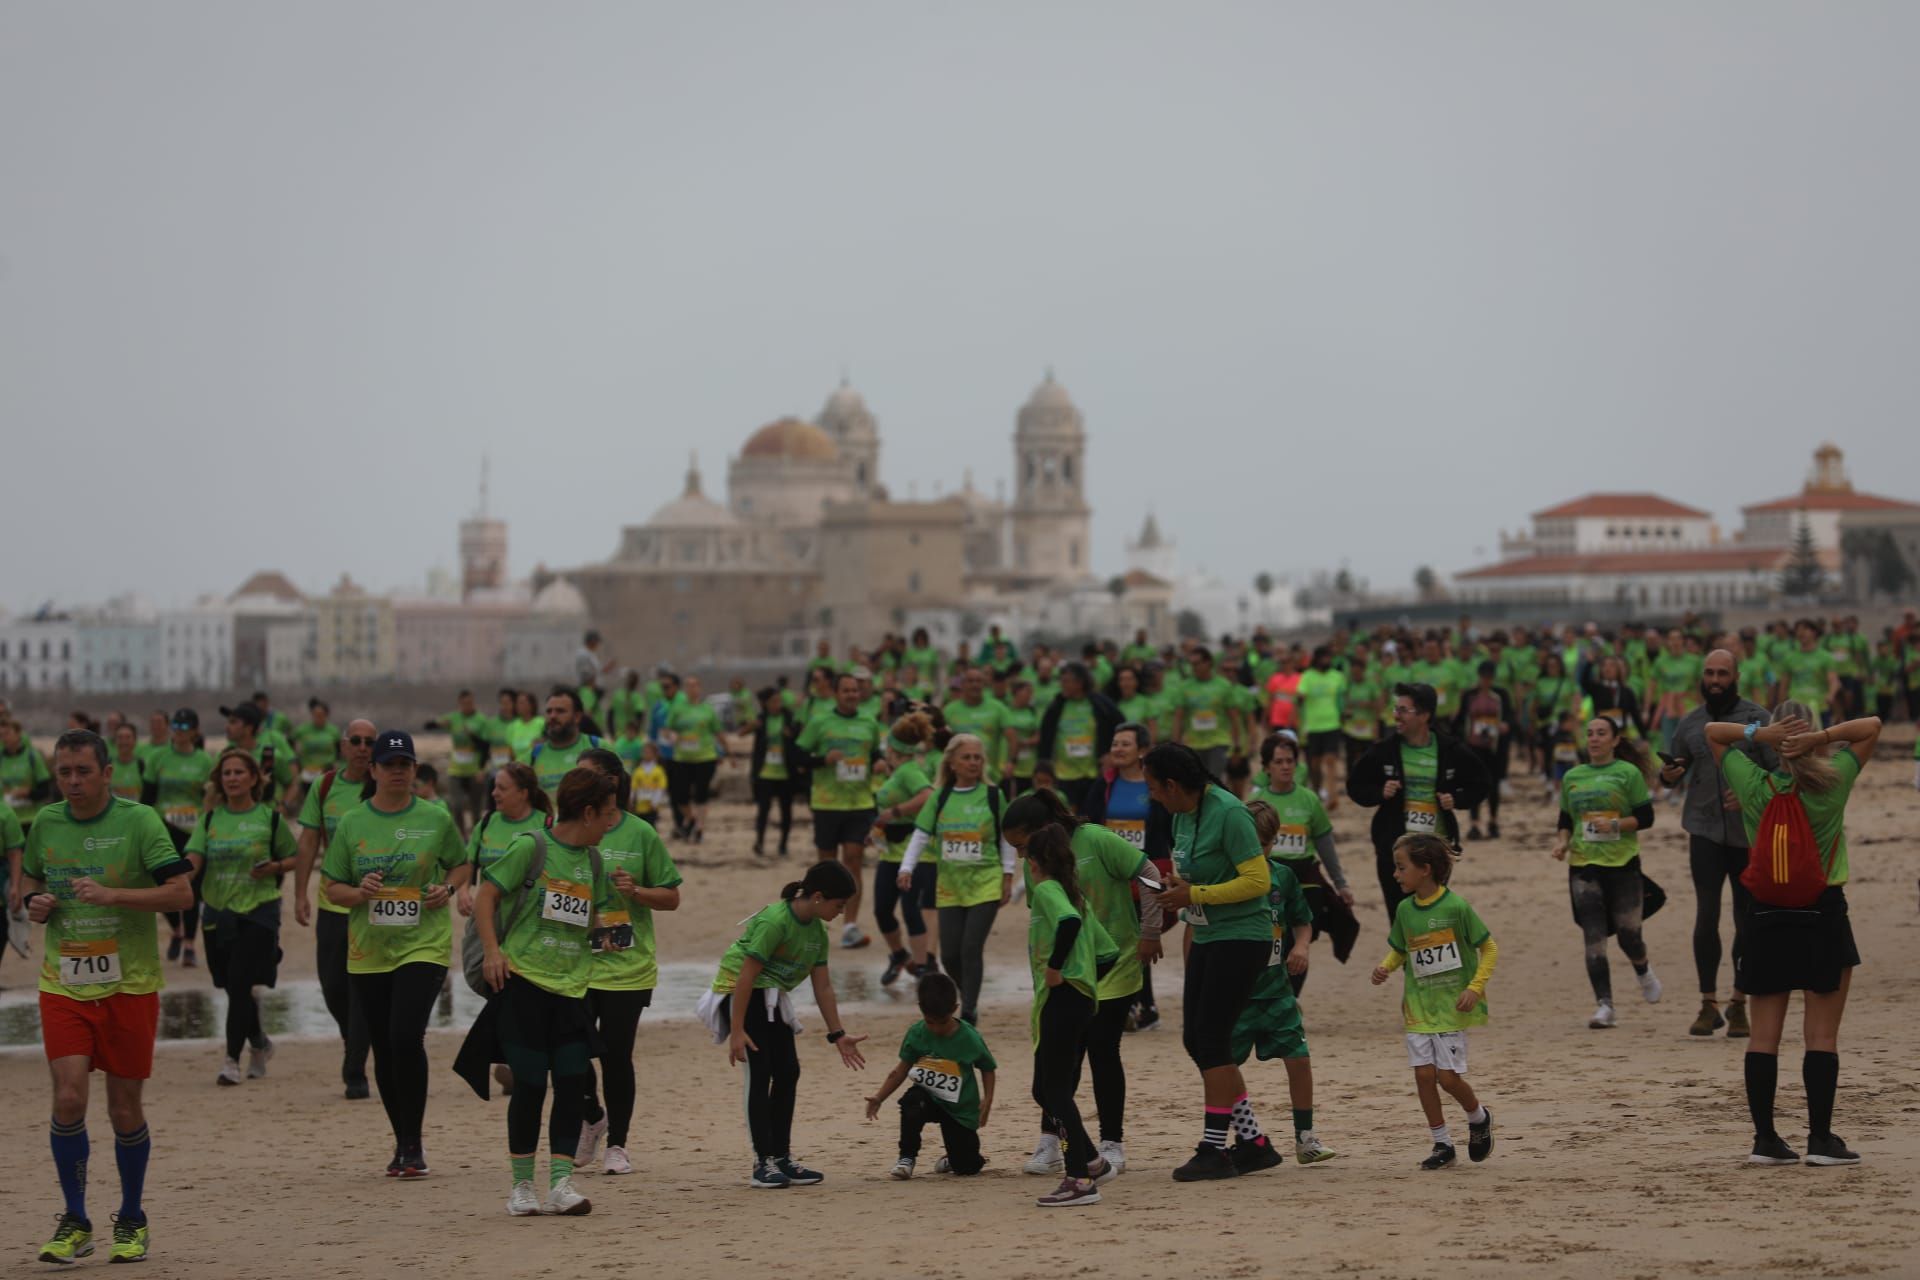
[40,991,160,1079]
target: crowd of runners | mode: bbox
[3,607,1913,1256]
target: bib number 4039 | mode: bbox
[368,890,422,927]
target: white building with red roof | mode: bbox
[1738,442,1920,553]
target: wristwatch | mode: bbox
[826,1029,846,1044]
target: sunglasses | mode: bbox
[346,735,377,747]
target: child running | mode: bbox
[1229,800,1337,1165]
[1370,833,1497,1171]
[698,861,869,1189]
[864,971,997,1180]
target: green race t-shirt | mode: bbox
[668,702,721,764]
[23,798,183,999]
[485,830,615,999]
[1400,739,1441,837]
[754,712,792,781]
[320,798,465,975]
[442,711,490,778]
[1249,858,1314,1000]
[942,698,1010,781]
[292,722,342,778]
[711,900,828,994]
[1004,704,1039,778]
[0,805,22,854]
[148,746,214,835]
[109,753,146,803]
[2,744,53,826]
[297,768,370,916]
[1296,669,1347,734]
[530,735,600,803]
[1171,784,1267,944]
[1653,653,1704,711]
[1245,781,1332,863]
[187,804,295,915]
[466,808,551,876]
[915,785,1004,908]
[1068,823,1147,1000]
[1026,876,1113,1047]
[1387,887,1492,1033]
[1050,698,1100,781]
[1560,759,1652,867]
[899,1018,997,1129]
[1724,748,1860,885]
[590,813,683,991]
[1342,677,1384,740]
[1179,678,1239,749]
[1778,648,1835,718]
[874,761,933,862]
[795,711,884,810]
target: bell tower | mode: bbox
[1009,370,1092,582]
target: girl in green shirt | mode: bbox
[1552,718,1660,1030]
[109,724,145,803]
[746,687,794,858]
[873,713,937,985]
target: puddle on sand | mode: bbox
[0,962,1035,1048]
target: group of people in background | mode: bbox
[2,604,1907,1258]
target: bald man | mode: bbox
[1663,650,1775,1041]
[294,717,376,1097]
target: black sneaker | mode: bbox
[1747,1133,1800,1165]
[1468,1108,1494,1162]
[1487,821,1501,839]
[1171,1143,1239,1182]
[881,949,910,987]
[1228,1138,1284,1175]
[398,1147,430,1178]
[1130,1006,1161,1033]
[1419,1143,1457,1171]
[345,1078,371,1101]
[385,1148,405,1177]
[774,1156,824,1186]
[1467,825,1483,841]
[1804,1134,1861,1167]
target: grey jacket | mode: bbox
[1670,699,1777,847]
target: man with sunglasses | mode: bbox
[294,718,377,1099]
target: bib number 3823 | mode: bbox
[909,1057,963,1104]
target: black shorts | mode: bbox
[1181,938,1270,1070]
[1307,730,1344,758]
[681,759,718,804]
[1737,886,1859,996]
[813,808,877,852]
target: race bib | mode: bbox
[1191,712,1219,733]
[59,938,121,987]
[540,878,593,929]
[368,887,423,927]
[835,759,869,784]
[765,747,785,769]
[1274,823,1309,858]
[1107,818,1146,850]
[1582,811,1620,843]
[451,747,479,768]
[941,829,985,863]
[1269,923,1290,968]
[164,805,198,831]
[1553,743,1579,764]
[1065,735,1094,760]
[301,767,323,783]
[1183,903,1209,927]
[490,744,513,765]
[1407,928,1463,979]
[1472,717,1502,742]
[1404,800,1439,835]
[909,1056,964,1105]
[5,791,26,809]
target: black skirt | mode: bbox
[1737,886,1860,996]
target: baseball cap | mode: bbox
[219,703,264,728]
[169,708,200,731]
[372,730,417,764]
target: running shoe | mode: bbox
[575,1115,608,1167]
[1468,1108,1494,1162]
[1467,825,1483,841]
[542,1177,592,1215]
[1638,968,1664,1004]
[217,1057,244,1087]
[107,1214,148,1263]
[1036,1176,1101,1208]
[601,1146,632,1176]
[840,924,870,950]
[1589,1002,1617,1029]
[773,1157,824,1186]
[398,1148,430,1179]
[1228,1137,1283,1175]
[880,949,910,987]
[1689,1000,1725,1036]
[1294,1133,1338,1165]
[1419,1143,1457,1171]
[182,944,196,969]
[167,935,183,962]
[1024,1133,1064,1176]
[1725,1001,1751,1039]
[1171,1144,1238,1182]
[1096,1139,1127,1175]
[1804,1134,1861,1167]
[247,1038,274,1080]
[1487,821,1501,839]
[345,1079,371,1101]
[1748,1134,1800,1165]
[890,1156,915,1181]
[38,1214,93,1264]
[506,1181,542,1216]
[385,1149,405,1178]
[749,1159,791,1190]
[1088,1156,1119,1187]
[1130,1006,1160,1033]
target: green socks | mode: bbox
[511,1155,535,1184]
[550,1155,574,1189]
[1293,1108,1314,1136]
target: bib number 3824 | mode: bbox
[541,879,592,929]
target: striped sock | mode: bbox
[50,1118,89,1224]
[1229,1093,1266,1145]
[114,1125,151,1224]
[1202,1107,1232,1149]
[549,1154,575,1189]
[511,1155,535,1183]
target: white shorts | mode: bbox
[1405,1031,1468,1073]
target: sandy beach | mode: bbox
[4,739,1917,1280]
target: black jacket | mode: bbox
[1035,692,1123,773]
[1076,770,1173,861]
[1581,678,1648,738]
[748,711,801,785]
[1346,730,1492,856]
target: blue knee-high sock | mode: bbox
[114,1126,150,1224]
[50,1117,89,1223]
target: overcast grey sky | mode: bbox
[5,1,1918,611]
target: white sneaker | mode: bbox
[506,1180,542,1216]
[542,1176,592,1216]
[1295,1132,1339,1164]
[1025,1133,1065,1176]
[1589,1002,1617,1029]
[890,1156,915,1180]
[1638,968,1664,1004]
[575,1115,608,1167]
[1097,1139,1127,1175]
[247,1038,274,1079]
[601,1145,632,1176]
[217,1057,244,1086]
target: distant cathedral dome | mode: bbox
[1018,370,1083,436]
[742,417,839,463]
[817,379,877,444]
[648,455,739,528]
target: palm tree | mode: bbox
[1414,565,1439,600]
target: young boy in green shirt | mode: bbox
[864,971,996,1179]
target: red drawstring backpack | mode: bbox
[1740,776,1836,908]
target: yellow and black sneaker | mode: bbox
[108,1214,149,1264]
[37,1213,93,1265]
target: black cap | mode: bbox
[220,704,264,729]
[169,708,199,731]
[372,730,417,764]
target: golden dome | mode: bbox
[742,417,838,462]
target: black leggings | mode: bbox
[874,862,937,939]
[1031,983,1098,1178]
[164,828,202,941]
[1689,835,1752,996]
[899,1087,984,1173]
[1468,746,1503,822]
[728,994,800,1161]
[351,962,445,1149]
[314,909,371,1084]
[1569,861,1647,1004]
[215,916,279,1059]
[1183,939,1268,1070]
[582,987,651,1148]
[752,778,794,850]
[1040,992,1129,1142]
[939,901,1000,1021]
